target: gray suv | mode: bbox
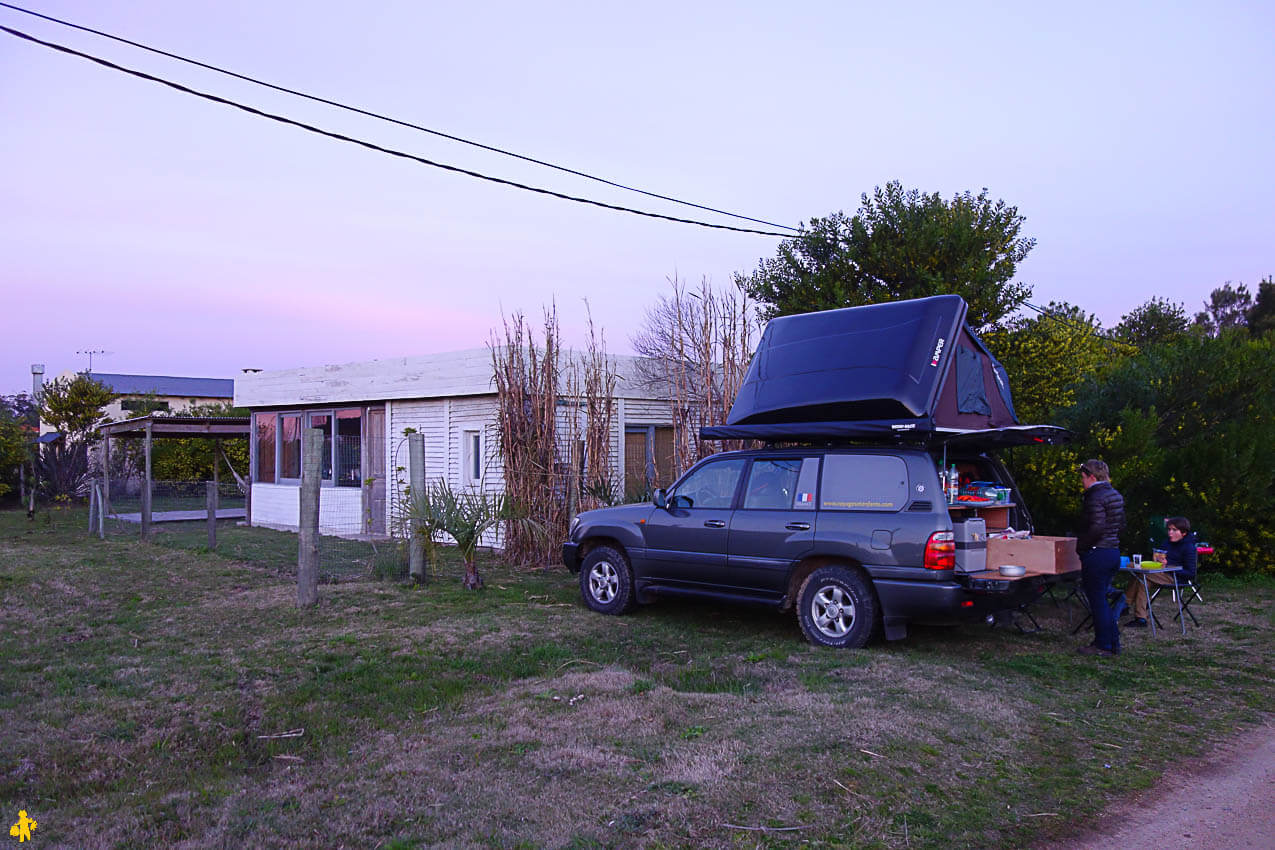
[561,445,1037,648]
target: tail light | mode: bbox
[924,531,955,570]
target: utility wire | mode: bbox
[1023,301,1138,352]
[0,1,800,234]
[1,25,793,237]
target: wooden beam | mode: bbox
[142,420,152,538]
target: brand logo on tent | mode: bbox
[930,337,946,366]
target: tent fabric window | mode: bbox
[955,345,992,416]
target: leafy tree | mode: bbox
[39,375,115,443]
[1247,275,1275,336]
[735,181,1036,330]
[1038,331,1275,576]
[35,375,115,502]
[1114,296,1190,348]
[1193,282,1252,336]
[0,396,34,500]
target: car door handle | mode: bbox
[785,522,811,531]
[703,519,727,528]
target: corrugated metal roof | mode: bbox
[89,373,234,398]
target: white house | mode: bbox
[234,349,676,538]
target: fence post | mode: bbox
[408,432,426,582]
[297,427,322,607]
[206,480,218,551]
[141,420,153,538]
[88,478,98,533]
[96,480,106,539]
[103,436,111,518]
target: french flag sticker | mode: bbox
[798,492,813,504]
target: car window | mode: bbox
[670,458,747,509]
[743,458,804,510]
[820,454,908,512]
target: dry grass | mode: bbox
[2,508,1274,848]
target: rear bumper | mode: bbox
[874,574,1043,622]
[561,541,581,572]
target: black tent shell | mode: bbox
[700,294,1069,447]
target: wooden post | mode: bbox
[206,481,218,551]
[408,432,426,582]
[102,436,111,518]
[96,480,106,539]
[142,421,153,538]
[297,427,322,607]
[88,478,98,532]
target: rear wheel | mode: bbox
[579,545,636,615]
[796,566,878,648]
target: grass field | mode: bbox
[2,507,1273,848]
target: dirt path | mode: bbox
[1046,722,1275,849]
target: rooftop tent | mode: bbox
[700,294,1069,446]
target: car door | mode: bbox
[727,456,819,594]
[640,456,747,586]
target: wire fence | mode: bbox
[89,477,407,583]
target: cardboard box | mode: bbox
[986,535,1081,575]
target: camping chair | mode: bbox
[1149,541,1210,629]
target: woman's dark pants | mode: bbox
[1081,548,1121,653]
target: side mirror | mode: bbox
[652,488,668,509]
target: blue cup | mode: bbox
[1120,555,1131,569]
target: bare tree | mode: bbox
[632,275,762,472]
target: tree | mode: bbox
[38,375,115,443]
[1113,296,1190,348]
[35,375,115,502]
[1039,331,1275,576]
[735,181,1036,330]
[0,396,33,500]
[1247,276,1275,336]
[632,275,760,473]
[1193,282,1252,336]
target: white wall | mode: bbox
[250,483,364,536]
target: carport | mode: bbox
[97,414,250,535]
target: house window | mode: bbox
[254,413,276,483]
[463,429,482,486]
[307,412,333,481]
[280,414,302,479]
[256,407,371,486]
[335,409,362,487]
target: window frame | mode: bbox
[253,407,368,488]
[462,428,483,488]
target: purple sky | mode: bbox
[3,0,1272,395]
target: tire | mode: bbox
[579,545,636,615]
[796,566,878,649]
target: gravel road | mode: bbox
[1045,721,1275,849]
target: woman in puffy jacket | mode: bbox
[1076,459,1125,656]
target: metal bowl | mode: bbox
[999,564,1027,577]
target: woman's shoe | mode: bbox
[1126,617,1148,628]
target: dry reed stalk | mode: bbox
[491,308,565,566]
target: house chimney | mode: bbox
[31,363,45,399]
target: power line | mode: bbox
[2,25,794,237]
[1023,301,1138,353]
[0,1,800,234]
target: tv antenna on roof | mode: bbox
[76,349,111,371]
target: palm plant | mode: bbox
[408,479,545,590]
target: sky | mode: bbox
[2,0,1272,396]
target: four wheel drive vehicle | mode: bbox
[563,294,1071,648]
[561,444,1042,648]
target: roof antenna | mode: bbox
[76,349,111,372]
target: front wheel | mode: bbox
[796,566,878,648]
[579,545,636,615]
